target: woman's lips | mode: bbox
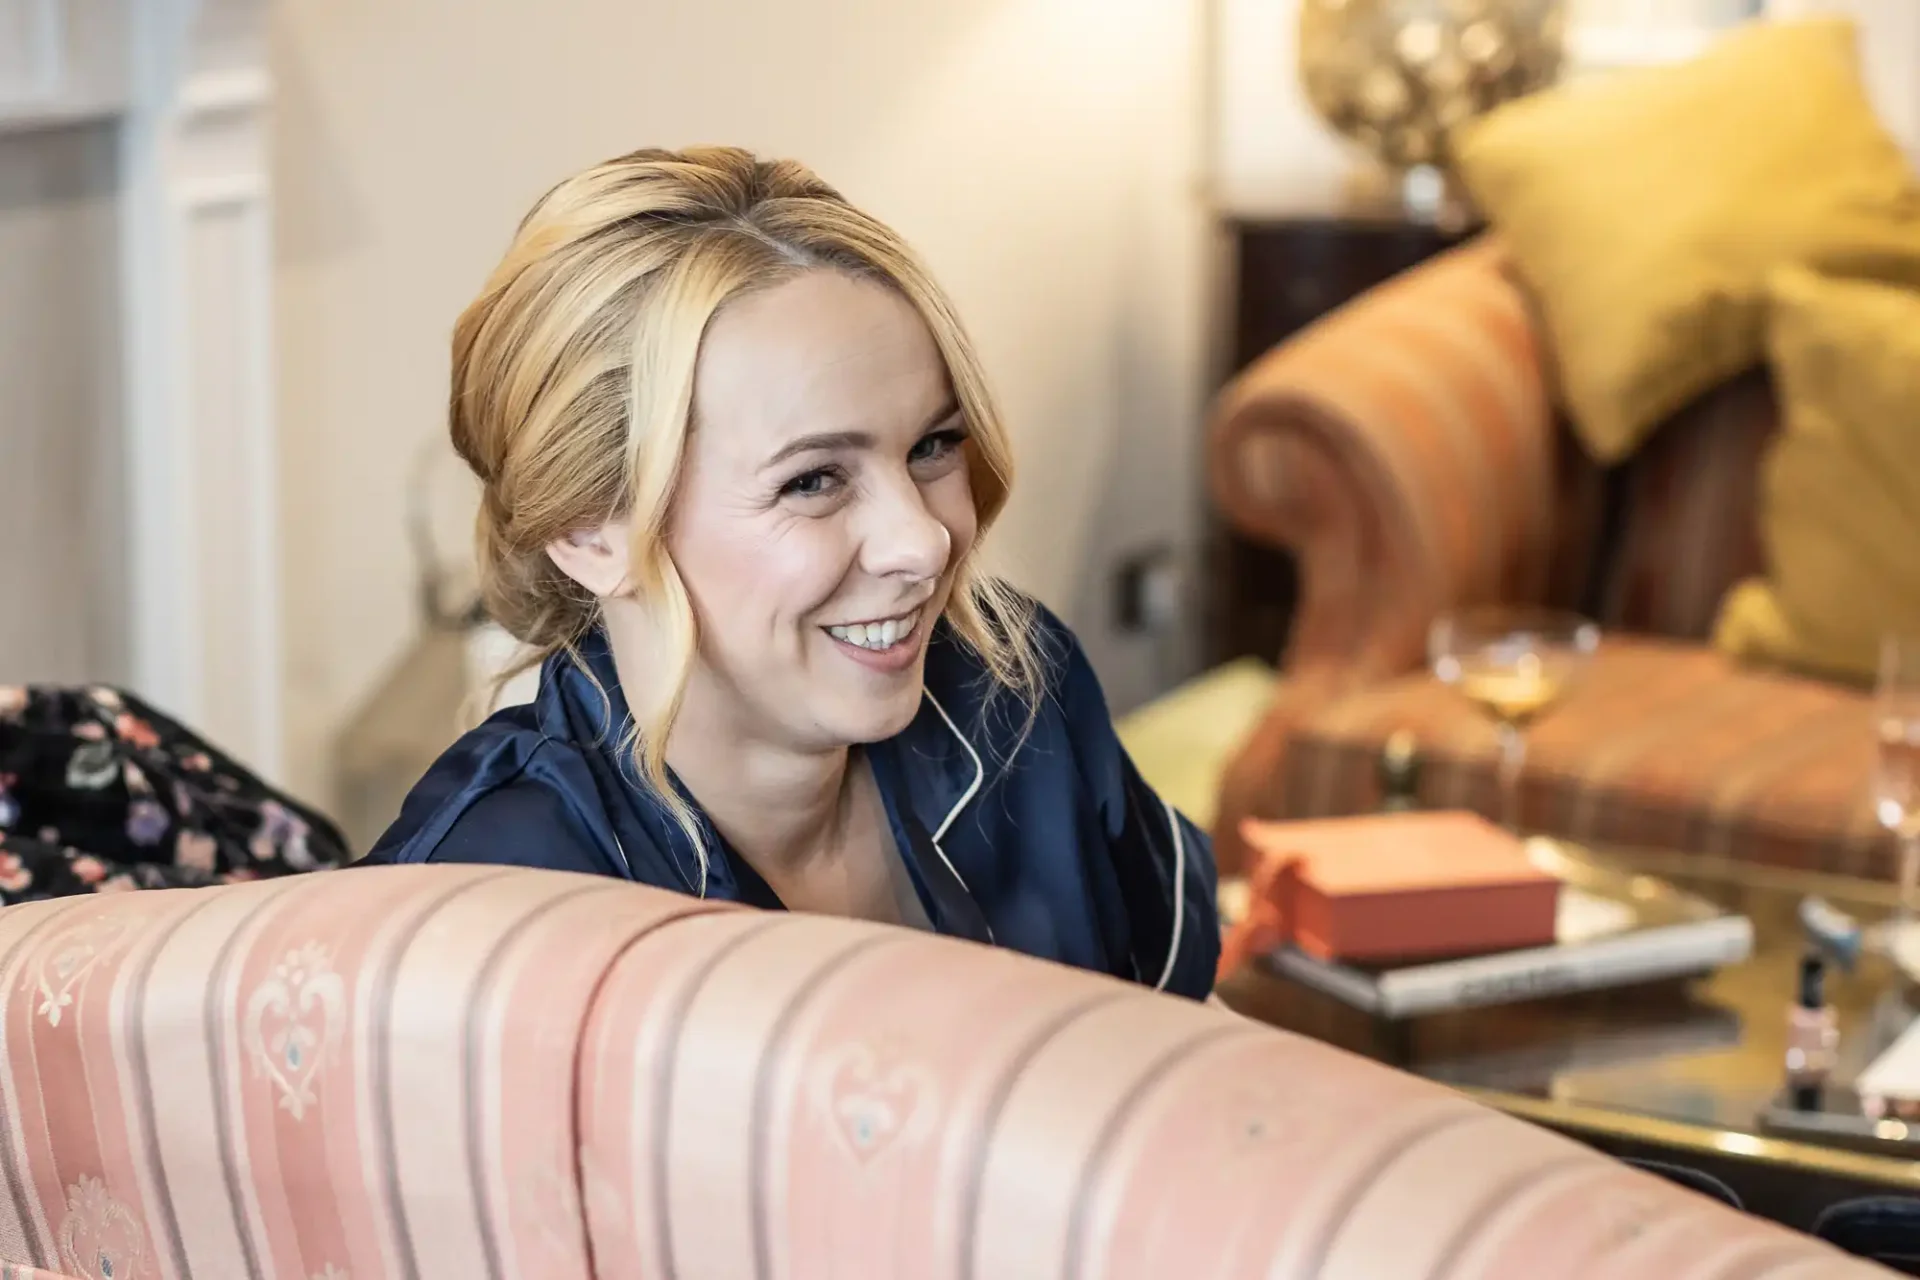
[822,606,924,674]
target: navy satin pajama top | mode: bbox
[362,603,1220,999]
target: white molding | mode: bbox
[173,173,268,209]
[177,65,269,115]
[0,0,65,102]
[0,0,126,132]
[121,0,281,775]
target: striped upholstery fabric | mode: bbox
[1598,370,1778,639]
[1209,236,1571,680]
[1205,239,1868,876]
[0,866,1876,1278]
[1278,636,1887,878]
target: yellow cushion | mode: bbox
[1714,267,1920,682]
[1452,18,1920,463]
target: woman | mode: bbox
[366,146,1219,998]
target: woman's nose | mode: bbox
[859,479,952,582]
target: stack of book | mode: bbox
[1222,811,1753,1020]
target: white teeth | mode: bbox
[826,608,920,651]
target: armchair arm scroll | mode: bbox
[1208,237,1562,679]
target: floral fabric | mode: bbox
[0,685,346,904]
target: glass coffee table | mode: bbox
[1217,843,1920,1227]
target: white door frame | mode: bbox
[0,0,281,772]
[120,0,281,775]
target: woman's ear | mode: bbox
[545,518,635,599]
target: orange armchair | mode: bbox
[1208,239,1882,880]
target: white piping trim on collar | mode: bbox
[1154,798,1186,992]
[922,687,1184,986]
[610,831,637,883]
[921,690,985,905]
[922,690,984,850]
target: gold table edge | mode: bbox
[1465,1087,1920,1188]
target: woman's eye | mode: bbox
[780,466,844,499]
[910,427,967,465]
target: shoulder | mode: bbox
[364,707,626,879]
[430,779,627,877]
[1028,596,1103,712]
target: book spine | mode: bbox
[1374,918,1755,1018]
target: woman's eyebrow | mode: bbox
[760,400,961,469]
[763,430,872,468]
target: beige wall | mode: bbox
[272,0,1210,807]
[0,123,124,687]
[1767,0,1920,153]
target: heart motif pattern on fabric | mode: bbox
[243,941,346,1121]
[29,915,135,1028]
[814,1041,937,1164]
[1592,1185,1669,1249]
[513,1155,584,1270]
[1215,1083,1314,1160]
[58,1174,149,1280]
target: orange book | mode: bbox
[1233,811,1559,968]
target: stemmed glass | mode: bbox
[1430,607,1600,832]
[1873,634,1920,916]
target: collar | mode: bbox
[536,631,730,901]
[538,626,993,940]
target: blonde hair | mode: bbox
[450,146,1041,879]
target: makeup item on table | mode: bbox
[1860,1094,1920,1123]
[1375,731,1424,814]
[1797,893,1920,984]
[1799,896,1865,971]
[1786,951,1840,1111]
[1771,999,1920,1157]
[1855,1007,1920,1125]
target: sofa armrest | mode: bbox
[1209,236,1559,679]
[0,867,1883,1280]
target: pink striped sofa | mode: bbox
[1209,237,1882,881]
[0,864,1883,1277]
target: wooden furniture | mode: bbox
[1206,217,1467,669]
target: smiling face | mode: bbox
[660,268,976,751]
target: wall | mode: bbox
[0,122,124,686]
[272,0,1209,807]
[1212,0,1918,216]
[1209,0,1356,215]
[1768,0,1920,154]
